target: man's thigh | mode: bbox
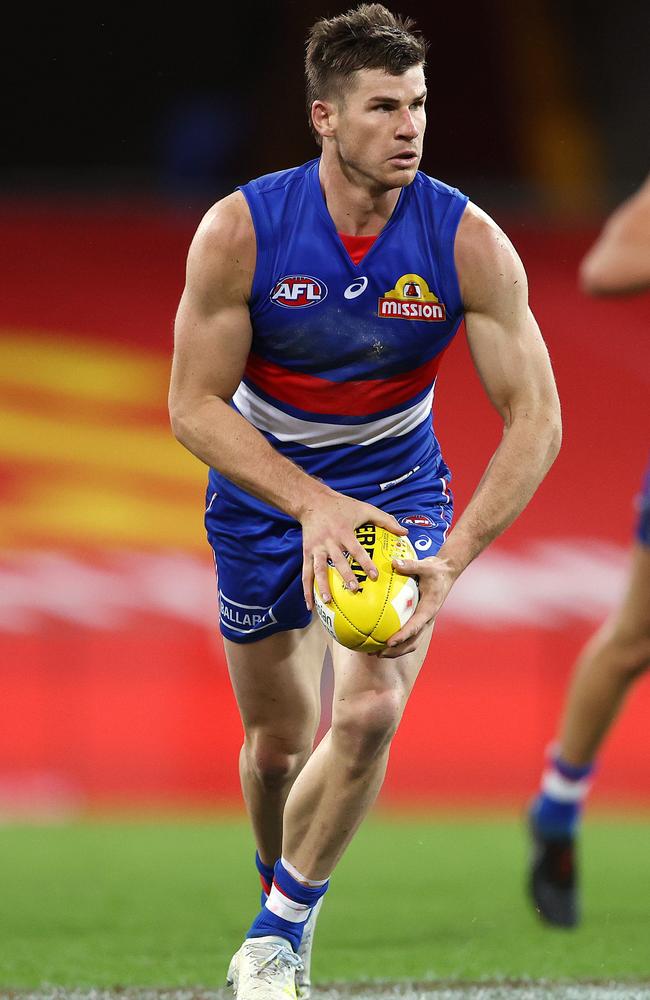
[206,489,312,644]
[224,620,328,741]
[615,542,650,642]
[614,458,650,640]
[330,623,434,719]
[206,489,328,736]
[210,469,448,729]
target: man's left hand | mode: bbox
[377,554,457,658]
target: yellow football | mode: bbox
[313,523,419,653]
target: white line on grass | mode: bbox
[3,985,650,1000]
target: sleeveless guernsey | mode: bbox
[209,157,468,509]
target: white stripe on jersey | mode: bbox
[232,382,434,448]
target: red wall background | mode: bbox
[1,202,648,811]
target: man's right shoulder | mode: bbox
[193,191,255,259]
[192,159,315,255]
[185,192,256,305]
[239,159,318,198]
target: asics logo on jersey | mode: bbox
[270,275,328,308]
[378,273,446,321]
[344,277,369,300]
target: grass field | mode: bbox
[1,813,649,997]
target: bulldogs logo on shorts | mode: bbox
[399,513,438,552]
[399,513,436,528]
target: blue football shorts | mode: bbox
[635,459,650,547]
[205,470,453,644]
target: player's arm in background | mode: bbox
[381,202,562,658]
[168,192,405,607]
[579,173,650,296]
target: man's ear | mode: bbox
[311,99,337,140]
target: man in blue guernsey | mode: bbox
[169,5,562,997]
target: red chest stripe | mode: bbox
[243,350,446,417]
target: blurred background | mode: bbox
[1,0,649,818]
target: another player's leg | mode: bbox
[225,620,326,998]
[528,541,650,926]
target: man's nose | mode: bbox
[395,109,418,140]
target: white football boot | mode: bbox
[227,935,303,999]
[295,897,323,1000]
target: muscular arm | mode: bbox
[382,203,562,656]
[169,193,323,518]
[169,192,404,607]
[441,204,562,571]
[579,175,650,297]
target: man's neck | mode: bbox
[318,153,401,236]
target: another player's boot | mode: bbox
[527,752,593,927]
[528,810,578,928]
[295,896,323,999]
[227,936,303,999]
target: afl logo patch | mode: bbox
[270,275,328,308]
[400,513,436,528]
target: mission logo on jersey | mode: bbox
[270,275,328,308]
[378,274,446,321]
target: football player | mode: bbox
[169,5,561,996]
[528,174,650,928]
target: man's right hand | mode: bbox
[299,490,407,610]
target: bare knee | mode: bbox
[333,689,404,777]
[244,730,314,791]
[597,620,650,682]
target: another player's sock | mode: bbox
[255,851,276,907]
[247,857,330,952]
[532,752,594,839]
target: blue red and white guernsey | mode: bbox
[213,157,467,500]
[206,157,468,642]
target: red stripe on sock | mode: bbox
[271,879,295,901]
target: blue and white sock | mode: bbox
[532,751,594,839]
[247,857,329,952]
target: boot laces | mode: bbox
[246,939,303,986]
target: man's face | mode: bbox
[326,64,426,191]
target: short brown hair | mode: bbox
[305,4,427,142]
